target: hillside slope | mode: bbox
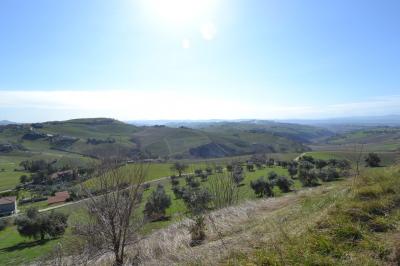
[312,126,400,152]
[0,118,315,160]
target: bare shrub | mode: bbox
[72,161,147,266]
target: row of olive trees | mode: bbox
[67,152,380,265]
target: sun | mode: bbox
[143,0,217,25]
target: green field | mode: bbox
[0,152,95,192]
[0,164,298,264]
[306,150,400,166]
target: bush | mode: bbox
[205,167,213,175]
[20,174,30,184]
[172,185,184,199]
[185,175,200,188]
[298,169,319,187]
[365,153,381,167]
[170,162,188,177]
[267,171,278,181]
[0,219,7,231]
[333,224,363,242]
[246,164,255,172]
[367,217,395,232]
[194,169,203,177]
[200,174,208,182]
[250,177,274,197]
[144,184,171,221]
[319,168,339,182]
[170,175,179,186]
[300,155,315,164]
[315,159,327,171]
[274,176,293,193]
[182,187,212,246]
[215,165,223,173]
[231,165,245,185]
[182,187,212,215]
[298,161,314,171]
[287,164,298,179]
[189,215,206,246]
[15,207,68,240]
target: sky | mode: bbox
[0,0,399,122]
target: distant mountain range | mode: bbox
[0,120,16,126]
[281,115,400,126]
[127,115,400,129]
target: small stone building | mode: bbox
[0,196,17,216]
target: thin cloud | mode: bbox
[0,90,399,121]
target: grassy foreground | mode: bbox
[225,167,400,265]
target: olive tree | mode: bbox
[250,177,274,197]
[170,162,188,177]
[144,184,171,221]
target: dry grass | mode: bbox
[89,183,344,265]
[40,181,346,266]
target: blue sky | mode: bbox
[0,0,399,122]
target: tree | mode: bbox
[73,163,146,266]
[172,185,185,199]
[144,184,171,221]
[170,175,179,186]
[315,159,327,172]
[170,162,188,177]
[214,165,223,173]
[319,167,339,182]
[288,164,298,179]
[300,155,315,164]
[337,159,351,175]
[182,187,212,215]
[205,167,213,175]
[298,160,314,172]
[200,173,208,182]
[182,187,212,246]
[266,158,275,167]
[15,207,68,240]
[298,169,319,187]
[246,164,255,172]
[365,153,381,167]
[185,175,200,188]
[194,169,203,177]
[275,176,293,193]
[250,177,274,197]
[231,166,245,186]
[267,171,278,181]
[20,174,29,184]
[328,158,338,167]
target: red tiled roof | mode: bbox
[47,191,70,205]
[0,196,16,205]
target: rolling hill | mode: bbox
[313,126,400,152]
[0,118,324,160]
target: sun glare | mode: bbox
[144,0,217,25]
